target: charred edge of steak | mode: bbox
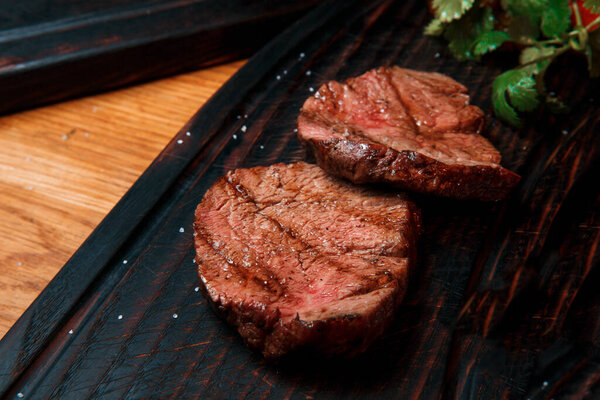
[300,136,521,201]
[194,266,401,360]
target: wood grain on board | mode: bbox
[0,0,317,114]
[0,60,244,339]
[1,0,598,399]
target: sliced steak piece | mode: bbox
[297,66,520,201]
[194,162,420,359]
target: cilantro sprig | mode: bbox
[426,0,600,126]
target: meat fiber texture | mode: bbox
[298,66,521,201]
[194,162,420,359]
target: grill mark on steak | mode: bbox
[194,183,291,301]
[227,164,416,258]
[298,66,520,200]
[196,215,285,301]
[227,176,359,273]
[203,176,391,309]
[194,162,418,358]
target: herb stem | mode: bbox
[515,46,569,70]
[537,39,564,45]
[572,2,583,27]
[512,38,563,48]
[585,16,600,31]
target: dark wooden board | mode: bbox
[1,0,599,398]
[0,0,319,115]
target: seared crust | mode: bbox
[194,162,419,358]
[300,136,521,201]
[297,66,520,201]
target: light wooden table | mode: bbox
[0,60,244,339]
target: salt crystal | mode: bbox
[562,130,569,135]
[306,70,312,76]
[61,135,68,141]
[179,227,184,233]
[172,313,178,319]
[122,259,128,264]
[435,52,440,58]
[17,261,22,266]
[260,145,264,149]
[177,139,183,144]
[299,52,305,59]
[186,131,191,136]
[276,75,281,80]
[232,134,237,140]
[241,125,247,132]
[68,329,73,335]
[283,70,288,75]
[118,314,123,320]
[542,381,548,387]
[293,128,298,133]
[244,114,248,118]
[309,87,314,92]
[194,286,199,292]
[17,393,24,398]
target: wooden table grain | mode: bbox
[0,60,244,339]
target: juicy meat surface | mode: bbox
[297,66,520,200]
[194,162,420,358]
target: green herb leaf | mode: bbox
[541,0,571,37]
[493,69,540,125]
[432,0,476,23]
[493,83,521,126]
[444,6,495,60]
[509,77,540,112]
[583,0,600,13]
[425,19,445,36]
[519,46,556,74]
[473,31,511,55]
[505,0,548,18]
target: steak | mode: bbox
[297,66,520,201]
[193,162,420,359]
